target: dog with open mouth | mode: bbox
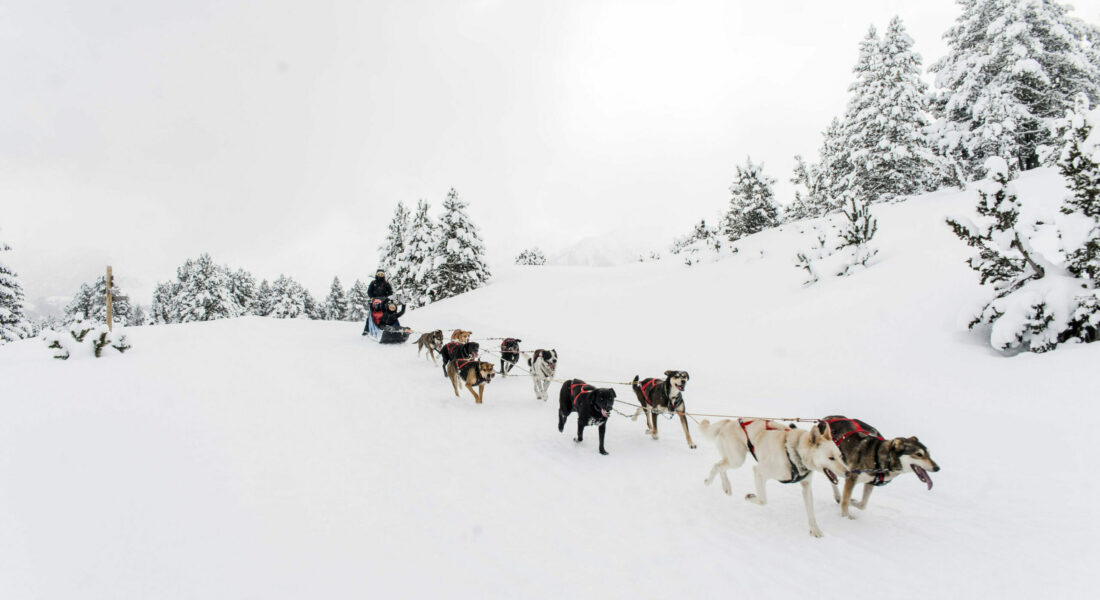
[527,349,557,401]
[818,416,940,519]
[446,358,495,404]
[558,379,616,455]
[700,418,849,537]
[631,370,695,449]
[439,341,479,378]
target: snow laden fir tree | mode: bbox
[947,105,1100,353]
[433,188,491,300]
[723,157,780,242]
[398,200,440,307]
[930,0,1100,177]
[0,236,28,344]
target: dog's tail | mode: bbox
[631,375,639,389]
[698,419,718,440]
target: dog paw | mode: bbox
[600,449,609,456]
[845,513,857,520]
[722,485,731,496]
[573,437,581,444]
[810,529,824,538]
[689,443,697,449]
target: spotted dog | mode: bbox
[527,349,557,401]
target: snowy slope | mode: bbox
[2,174,1098,599]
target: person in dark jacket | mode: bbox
[367,269,394,300]
[380,300,405,328]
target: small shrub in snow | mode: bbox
[723,157,780,242]
[44,319,130,360]
[515,248,547,266]
[835,193,880,275]
[793,197,879,284]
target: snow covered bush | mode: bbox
[515,248,547,266]
[43,319,130,360]
[670,219,725,266]
[947,110,1100,353]
[792,196,879,284]
[723,157,780,242]
[0,236,29,344]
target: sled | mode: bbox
[366,315,412,344]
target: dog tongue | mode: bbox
[912,465,933,490]
[601,409,609,419]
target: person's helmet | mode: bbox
[375,269,385,278]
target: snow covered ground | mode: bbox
[2,176,1098,598]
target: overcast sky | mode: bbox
[3,0,1100,316]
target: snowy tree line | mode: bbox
[377,188,491,308]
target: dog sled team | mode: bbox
[368,267,940,538]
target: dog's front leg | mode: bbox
[745,466,767,505]
[465,382,480,403]
[678,413,696,449]
[597,423,608,455]
[574,418,585,444]
[851,483,874,511]
[704,458,732,495]
[449,371,461,397]
[840,477,857,518]
[476,383,485,404]
[801,478,824,538]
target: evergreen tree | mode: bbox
[347,279,370,321]
[379,201,411,291]
[254,279,274,317]
[786,155,830,222]
[128,304,148,327]
[835,191,880,274]
[815,118,852,209]
[1057,102,1100,342]
[514,248,548,266]
[844,18,941,201]
[174,253,238,322]
[0,238,28,344]
[322,276,349,320]
[64,275,132,325]
[723,157,780,241]
[303,289,322,320]
[400,199,440,307]
[433,188,491,300]
[229,268,258,316]
[151,281,180,324]
[268,275,308,319]
[930,0,1100,177]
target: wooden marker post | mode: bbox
[106,266,114,332]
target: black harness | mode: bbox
[825,417,890,486]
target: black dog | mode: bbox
[440,341,480,378]
[499,338,521,376]
[558,379,616,455]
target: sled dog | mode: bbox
[416,330,445,364]
[450,329,473,343]
[700,418,849,537]
[499,338,522,376]
[527,349,557,401]
[818,416,940,519]
[440,341,479,378]
[631,371,695,449]
[446,358,495,404]
[558,379,616,455]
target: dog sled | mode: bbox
[366,298,412,344]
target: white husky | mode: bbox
[700,418,849,538]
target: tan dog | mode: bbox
[450,329,472,343]
[446,358,495,403]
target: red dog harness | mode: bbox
[738,418,784,461]
[824,417,889,486]
[570,382,595,406]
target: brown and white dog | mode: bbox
[450,329,472,343]
[446,358,495,403]
[416,330,445,364]
[631,371,694,449]
[818,416,940,519]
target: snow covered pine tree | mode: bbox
[399,200,440,307]
[323,276,350,320]
[0,237,28,344]
[378,201,411,293]
[930,0,1100,177]
[432,189,491,301]
[514,248,547,265]
[723,157,780,242]
[347,279,370,320]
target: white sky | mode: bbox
[3,0,1100,315]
